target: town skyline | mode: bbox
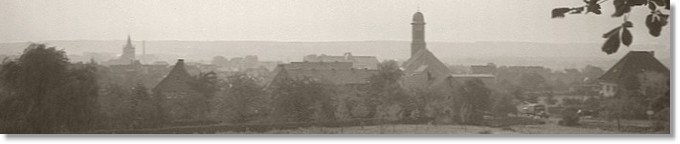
[0,0,671,45]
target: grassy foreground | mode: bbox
[216,118,660,134]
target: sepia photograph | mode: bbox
[0,0,673,136]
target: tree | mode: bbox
[130,83,157,129]
[271,76,334,122]
[190,71,219,119]
[552,0,670,54]
[491,93,519,117]
[98,83,134,129]
[457,78,492,125]
[602,74,644,130]
[364,60,409,120]
[517,73,547,92]
[211,56,229,66]
[223,73,266,123]
[0,44,99,133]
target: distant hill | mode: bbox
[0,40,670,70]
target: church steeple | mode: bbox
[121,35,136,63]
[411,11,426,57]
[126,35,133,47]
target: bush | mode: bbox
[559,107,580,126]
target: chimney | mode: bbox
[177,59,185,66]
[650,51,655,57]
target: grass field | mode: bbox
[216,118,664,134]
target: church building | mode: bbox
[401,11,452,91]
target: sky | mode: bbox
[0,0,671,44]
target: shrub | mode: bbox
[559,107,580,126]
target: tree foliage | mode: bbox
[0,44,99,133]
[223,73,266,123]
[457,79,492,124]
[552,0,670,54]
[364,60,410,120]
[190,71,220,119]
[271,77,334,122]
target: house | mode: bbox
[598,51,670,97]
[269,63,378,120]
[153,59,202,121]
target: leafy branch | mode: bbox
[552,0,670,55]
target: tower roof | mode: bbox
[413,12,424,22]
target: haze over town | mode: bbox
[0,0,671,70]
[0,0,672,134]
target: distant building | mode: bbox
[153,59,202,121]
[303,52,380,70]
[104,35,138,65]
[470,63,497,74]
[271,67,376,86]
[411,11,426,56]
[401,11,452,91]
[121,35,136,63]
[267,61,354,85]
[598,51,669,97]
[269,63,378,120]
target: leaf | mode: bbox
[587,3,602,14]
[621,28,633,46]
[585,0,602,14]
[648,2,656,10]
[602,30,621,54]
[612,0,631,17]
[646,13,668,37]
[603,27,622,38]
[552,8,572,18]
[622,21,633,28]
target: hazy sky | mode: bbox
[0,0,671,44]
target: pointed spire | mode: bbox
[126,34,132,46]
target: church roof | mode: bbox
[153,59,196,92]
[402,48,451,78]
[599,51,669,83]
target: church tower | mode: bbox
[411,11,426,57]
[121,35,136,63]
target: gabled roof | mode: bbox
[402,48,451,78]
[153,59,196,92]
[275,68,377,85]
[599,51,669,82]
